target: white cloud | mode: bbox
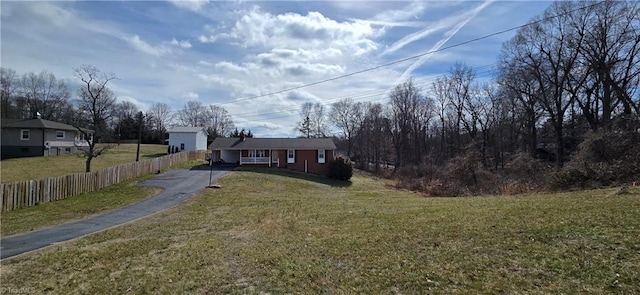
[122,34,171,57]
[169,0,210,13]
[197,34,217,43]
[118,96,149,112]
[371,1,428,25]
[228,8,380,55]
[198,60,214,66]
[170,38,192,48]
[182,91,199,99]
[25,2,74,28]
[215,61,249,75]
[197,24,230,44]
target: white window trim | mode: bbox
[287,149,295,164]
[20,129,30,141]
[56,130,65,139]
[318,149,325,164]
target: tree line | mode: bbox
[301,0,639,194]
[1,67,245,144]
[1,65,243,172]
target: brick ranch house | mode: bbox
[208,135,337,175]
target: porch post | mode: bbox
[269,149,272,167]
[239,150,242,165]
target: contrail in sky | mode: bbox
[392,0,495,85]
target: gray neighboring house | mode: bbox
[1,118,92,159]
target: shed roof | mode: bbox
[209,137,336,150]
[167,126,207,133]
[1,118,92,132]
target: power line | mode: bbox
[213,0,605,106]
[235,66,499,122]
[169,64,497,121]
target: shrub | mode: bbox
[328,157,353,181]
[552,122,640,189]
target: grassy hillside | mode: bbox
[2,168,639,293]
[0,144,168,183]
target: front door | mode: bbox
[272,150,279,166]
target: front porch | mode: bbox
[241,149,282,167]
[240,156,270,165]
[212,149,283,167]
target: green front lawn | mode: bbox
[2,169,639,294]
[1,144,168,183]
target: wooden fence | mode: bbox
[1,150,207,212]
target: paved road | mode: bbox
[1,167,231,259]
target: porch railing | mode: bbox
[240,157,270,164]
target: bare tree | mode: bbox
[20,70,71,121]
[74,65,117,172]
[352,102,390,171]
[176,100,208,127]
[116,101,139,119]
[497,53,544,156]
[296,102,315,138]
[146,102,172,133]
[576,0,640,128]
[311,103,328,138]
[329,98,364,158]
[112,100,140,142]
[386,78,426,169]
[207,104,235,138]
[1,68,19,118]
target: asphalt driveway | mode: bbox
[0,167,231,259]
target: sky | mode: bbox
[1,0,551,137]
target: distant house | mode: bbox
[1,118,92,159]
[167,126,208,152]
[208,133,337,175]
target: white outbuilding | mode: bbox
[167,126,208,152]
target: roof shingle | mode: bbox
[209,137,336,150]
[1,119,90,132]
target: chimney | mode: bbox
[240,129,246,141]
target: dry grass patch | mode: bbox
[1,144,168,183]
[2,170,639,294]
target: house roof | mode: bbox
[1,118,91,132]
[167,126,207,133]
[209,137,337,150]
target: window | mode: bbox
[180,143,185,151]
[65,147,71,153]
[248,150,265,157]
[21,129,30,140]
[318,149,325,164]
[287,149,295,163]
[56,130,65,139]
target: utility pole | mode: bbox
[136,111,144,162]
